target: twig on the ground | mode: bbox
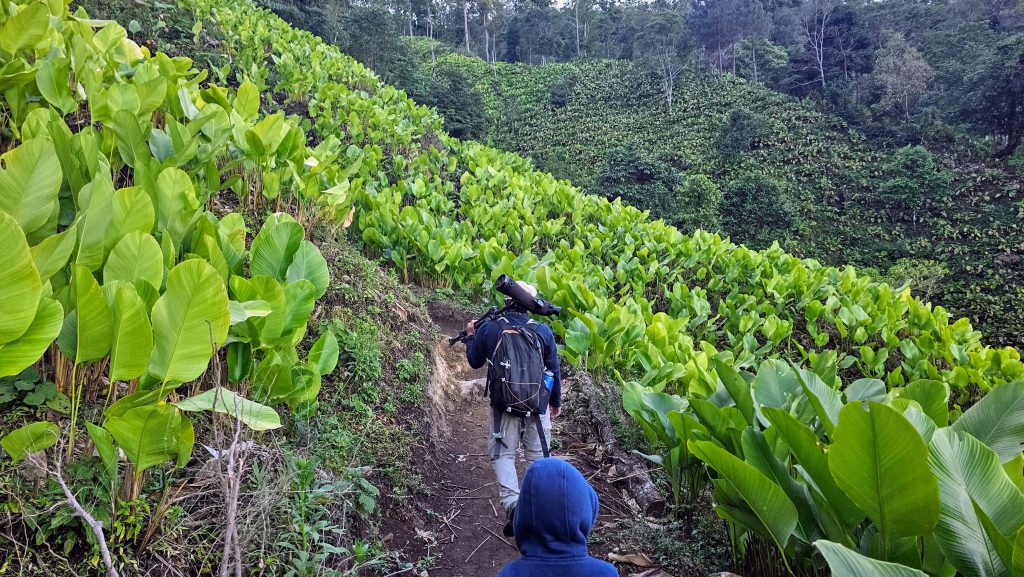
[465,536,491,562]
[608,470,651,484]
[463,481,495,495]
[51,450,120,577]
[482,526,518,552]
[447,495,493,500]
[441,507,463,535]
[383,567,416,577]
[488,499,498,517]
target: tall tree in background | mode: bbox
[874,33,935,121]
[633,8,690,111]
[799,0,839,90]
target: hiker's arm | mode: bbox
[542,326,562,411]
[464,321,492,369]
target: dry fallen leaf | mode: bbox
[608,552,655,567]
[630,569,674,577]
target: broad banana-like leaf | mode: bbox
[0,2,48,54]
[104,404,193,476]
[763,407,865,528]
[0,137,61,237]
[901,379,950,427]
[928,427,1024,577]
[715,359,754,426]
[147,259,229,386]
[1013,528,1024,576]
[1,421,59,463]
[284,364,322,409]
[846,378,887,403]
[155,167,199,249]
[75,171,115,271]
[174,387,282,431]
[234,81,260,119]
[105,187,156,252]
[952,382,1024,463]
[741,428,823,544]
[815,540,928,577]
[0,299,63,378]
[36,57,76,115]
[689,439,799,552]
[286,240,330,298]
[309,330,339,376]
[227,342,252,384]
[752,359,801,409]
[110,285,153,381]
[217,212,246,274]
[30,223,77,282]
[793,363,842,435]
[250,213,302,280]
[71,264,113,364]
[0,212,42,345]
[282,279,316,334]
[228,300,272,325]
[103,231,163,291]
[829,402,939,542]
[85,421,118,483]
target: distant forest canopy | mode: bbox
[260,0,1024,157]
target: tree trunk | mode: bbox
[463,2,471,53]
[752,44,758,83]
[575,2,582,57]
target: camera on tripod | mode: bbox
[449,275,562,345]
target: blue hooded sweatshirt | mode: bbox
[497,459,619,577]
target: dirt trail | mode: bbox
[387,306,642,577]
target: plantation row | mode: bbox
[0,0,343,502]
[1,0,1022,572]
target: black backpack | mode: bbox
[487,317,550,459]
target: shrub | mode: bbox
[721,172,799,246]
[415,69,487,140]
[877,145,953,227]
[676,174,723,232]
[715,108,773,158]
[597,145,686,225]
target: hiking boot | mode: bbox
[503,506,516,537]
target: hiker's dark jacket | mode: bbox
[465,312,562,409]
[496,458,619,577]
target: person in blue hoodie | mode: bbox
[497,458,619,577]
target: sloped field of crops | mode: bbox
[1,0,1023,573]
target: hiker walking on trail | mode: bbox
[496,458,618,577]
[463,280,562,538]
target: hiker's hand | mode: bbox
[465,320,476,336]
[549,405,561,418]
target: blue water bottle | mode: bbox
[543,371,554,392]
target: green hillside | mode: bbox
[408,47,1024,348]
[2,0,1024,575]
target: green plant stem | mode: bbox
[66,362,79,463]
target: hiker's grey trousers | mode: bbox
[490,411,552,511]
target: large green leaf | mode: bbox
[952,382,1024,463]
[286,240,330,298]
[0,2,49,55]
[104,404,192,476]
[763,407,865,528]
[74,171,115,271]
[715,358,754,426]
[929,427,1024,577]
[0,299,63,378]
[154,167,199,248]
[36,57,76,115]
[174,387,282,431]
[105,187,156,252]
[103,231,163,291]
[0,138,62,237]
[1,421,59,463]
[0,212,42,345]
[110,285,153,381]
[829,401,939,543]
[250,213,302,280]
[309,330,339,376]
[71,264,113,363]
[85,421,118,483]
[147,259,229,386]
[689,439,799,552]
[901,379,950,427]
[815,540,928,577]
[794,364,842,435]
[30,223,77,282]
